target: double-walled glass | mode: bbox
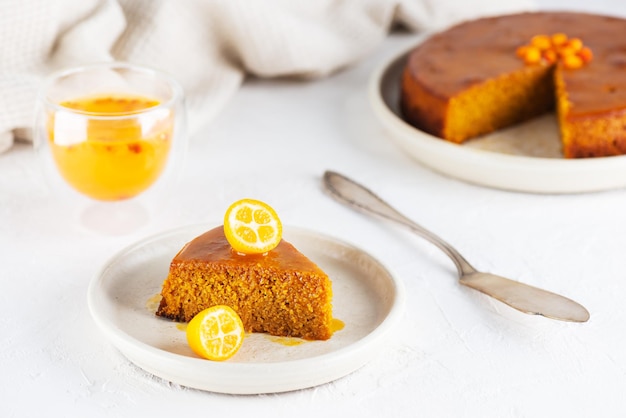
[34,62,187,232]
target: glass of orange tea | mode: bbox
[34,62,187,232]
[35,62,186,200]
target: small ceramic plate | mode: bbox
[87,224,404,394]
[369,43,626,193]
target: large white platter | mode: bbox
[87,224,404,394]
[369,43,626,193]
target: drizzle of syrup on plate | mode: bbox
[331,318,345,333]
[146,293,162,311]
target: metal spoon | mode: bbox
[323,170,590,322]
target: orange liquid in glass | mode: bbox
[49,95,173,201]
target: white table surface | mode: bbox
[3,1,626,417]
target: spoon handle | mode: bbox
[323,170,474,276]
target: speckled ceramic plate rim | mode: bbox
[369,41,626,194]
[87,223,405,395]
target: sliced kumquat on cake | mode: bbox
[223,198,283,255]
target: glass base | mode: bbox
[79,200,149,236]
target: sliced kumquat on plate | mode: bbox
[186,305,245,361]
[223,198,283,255]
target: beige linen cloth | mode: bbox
[0,0,534,153]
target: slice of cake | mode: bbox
[156,226,333,340]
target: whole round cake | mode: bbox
[401,12,626,158]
